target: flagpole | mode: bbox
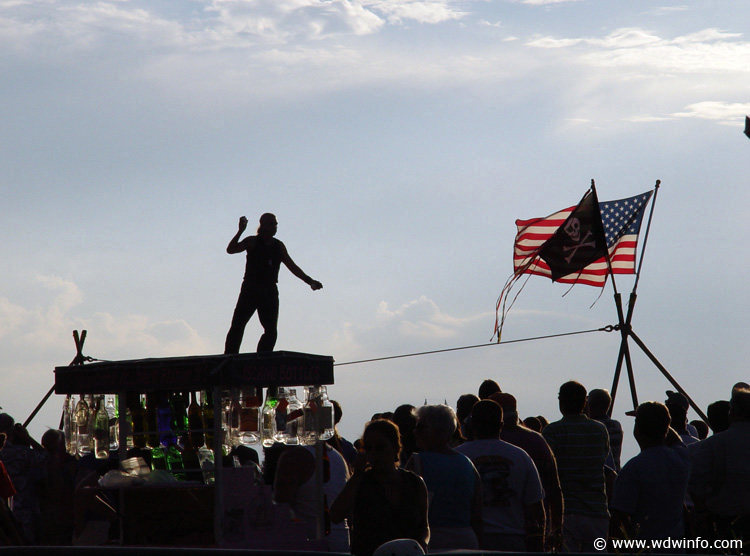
[591,179,643,414]
[609,181,661,414]
[632,180,660,294]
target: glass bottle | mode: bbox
[188,391,204,449]
[62,395,76,456]
[273,387,290,444]
[284,389,304,445]
[150,445,167,470]
[75,394,92,457]
[262,387,279,447]
[170,392,189,442]
[145,392,160,449]
[105,395,119,451]
[198,445,215,484]
[318,386,335,440]
[166,444,186,480]
[239,387,261,445]
[93,396,111,460]
[202,390,215,449]
[127,392,147,449]
[228,389,241,448]
[156,391,176,447]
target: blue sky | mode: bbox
[1,0,749,462]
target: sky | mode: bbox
[1,0,749,465]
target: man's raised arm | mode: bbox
[227,216,250,254]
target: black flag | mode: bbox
[538,189,608,281]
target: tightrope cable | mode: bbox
[334,325,614,367]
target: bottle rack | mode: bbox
[54,350,335,547]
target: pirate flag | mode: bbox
[538,188,608,281]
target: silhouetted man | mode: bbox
[224,213,322,354]
[543,381,609,553]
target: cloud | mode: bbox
[329,295,489,361]
[0,275,209,368]
[363,0,468,25]
[527,27,750,74]
[669,101,750,125]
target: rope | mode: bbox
[334,325,615,367]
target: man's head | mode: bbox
[0,414,14,435]
[490,392,518,426]
[665,390,689,428]
[478,379,502,400]
[470,399,503,439]
[587,389,612,418]
[729,387,750,423]
[634,401,671,449]
[558,381,587,416]
[415,404,457,449]
[707,400,730,433]
[258,213,278,236]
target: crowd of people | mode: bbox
[275,379,750,555]
[0,379,748,553]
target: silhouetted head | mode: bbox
[523,416,542,432]
[558,381,587,416]
[707,400,730,433]
[415,404,457,450]
[456,394,479,421]
[331,400,343,425]
[690,420,709,440]
[478,379,501,400]
[730,387,750,422]
[587,389,612,418]
[634,401,671,448]
[490,392,518,426]
[41,429,65,453]
[0,414,14,435]
[470,399,503,439]
[665,390,689,428]
[362,418,402,465]
[258,213,278,237]
[393,405,417,433]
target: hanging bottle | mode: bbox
[202,390,215,449]
[318,386,335,440]
[106,395,119,451]
[188,391,204,449]
[221,390,232,455]
[62,395,76,456]
[262,387,279,447]
[273,387,290,444]
[151,445,167,471]
[75,394,92,457]
[93,396,111,459]
[170,392,189,445]
[239,387,261,445]
[166,444,186,480]
[127,392,147,449]
[156,391,177,447]
[284,389,304,445]
[198,444,215,484]
[228,389,241,448]
[145,392,160,449]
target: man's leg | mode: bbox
[224,284,257,354]
[256,286,279,352]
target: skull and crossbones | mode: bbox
[562,218,596,263]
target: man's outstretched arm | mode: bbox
[227,216,251,254]
[280,243,323,290]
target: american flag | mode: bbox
[513,191,653,287]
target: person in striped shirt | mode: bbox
[543,381,610,553]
